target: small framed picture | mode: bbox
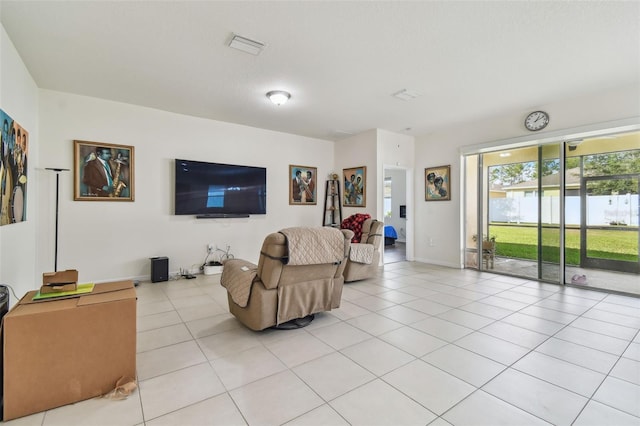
[425,165,450,201]
[289,165,317,205]
[343,166,366,207]
[74,140,135,201]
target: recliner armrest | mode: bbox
[349,243,375,264]
[220,259,259,308]
[223,258,258,271]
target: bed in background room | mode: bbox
[384,225,397,246]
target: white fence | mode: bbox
[490,194,639,226]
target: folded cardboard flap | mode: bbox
[40,283,77,294]
[42,269,78,285]
[41,269,78,294]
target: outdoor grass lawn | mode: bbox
[488,224,639,264]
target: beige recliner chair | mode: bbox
[343,219,384,282]
[220,227,354,331]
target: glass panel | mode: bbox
[464,155,480,268]
[566,131,640,291]
[485,146,539,278]
[585,177,639,264]
[540,144,561,282]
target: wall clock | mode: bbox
[524,111,549,131]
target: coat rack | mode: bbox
[45,168,70,271]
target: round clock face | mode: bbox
[524,111,549,131]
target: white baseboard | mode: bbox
[412,257,463,269]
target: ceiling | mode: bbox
[1,1,639,141]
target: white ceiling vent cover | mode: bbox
[228,34,265,55]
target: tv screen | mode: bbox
[174,159,266,216]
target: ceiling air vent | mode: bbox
[228,34,265,55]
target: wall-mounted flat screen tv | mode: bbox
[174,159,267,216]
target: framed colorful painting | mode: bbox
[0,108,29,225]
[289,164,317,205]
[425,165,450,201]
[74,140,135,201]
[343,166,366,207]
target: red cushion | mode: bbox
[340,213,371,243]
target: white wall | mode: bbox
[334,130,378,221]
[37,90,336,283]
[379,129,414,168]
[335,130,415,215]
[0,25,39,303]
[414,83,640,268]
[379,129,414,256]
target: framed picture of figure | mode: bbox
[343,166,366,207]
[74,140,135,201]
[289,164,317,205]
[0,108,29,226]
[425,165,450,201]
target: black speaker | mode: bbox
[150,257,169,283]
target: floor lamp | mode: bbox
[45,168,69,272]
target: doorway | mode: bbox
[383,168,407,264]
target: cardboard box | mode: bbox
[2,280,137,421]
[41,269,78,294]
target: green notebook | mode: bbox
[32,283,95,300]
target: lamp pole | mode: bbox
[45,168,69,272]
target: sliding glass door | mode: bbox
[465,130,640,294]
[475,146,544,280]
[581,164,639,274]
[540,143,562,282]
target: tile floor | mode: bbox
[6,261,640,425]
[483,255,640,296]
[383,242,406,264]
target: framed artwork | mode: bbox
[343,166,366,207]
[74,140,134,201]
[289,164,317,205]
[0,108,29,226]
[425,165,450,201]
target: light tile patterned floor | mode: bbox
[6,261,640,425]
